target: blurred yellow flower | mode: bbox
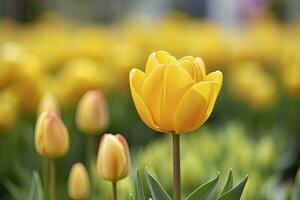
[0,89,18,131]
[97,134,131,182]
[229,62,277,109]
[34,112,69,158]
[37,92,60,116]
[129,51,223,134]
[68,163,90,200]
[281,64,300,97]
[56,58,113,105]
[76,90,109,134]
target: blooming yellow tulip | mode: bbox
[34,111,69,158]
[129,51,223,134]
[37,92,60,116]
[97,134,130,182]
[76,89,109,134]
[68,163,90,200]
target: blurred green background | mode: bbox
[0,0,300,199]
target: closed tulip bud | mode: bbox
[76,90,109,134]
[97,134,130,182]
[34,111,69,158]
[37,92,60,116]
[68,163,90,200]
[129,51,223,134]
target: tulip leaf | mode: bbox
[185,173,219,200]
[136,168,146,200]
[28,171,44,200]
[4,179,25,200]
[136,169,146,200]
[130,193,135,200]
[220,170,233,196]
[217,176,248,200]
[144,170,171,200]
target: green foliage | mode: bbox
[136,122,284,200]
[131,169,247,200]
[145,169,172,200]
[185,173,219,200]
[217,176,248,200]
[220,170,233,196]
[28,171,43,200]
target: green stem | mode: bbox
[86,135,95,165]
[172,134,181,200]
[42,158,49,196]
[112,182,117,200]
[49,159,56,200]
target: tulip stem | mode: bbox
[173,134,181,200]
[112,182,117,200]
[42,158,49,196]
[49,159,56,200]
[86,135,95,165]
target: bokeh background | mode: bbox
[0,0,300,199]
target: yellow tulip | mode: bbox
[281,64,300,96]
[129,51,223,134]
[97,134,131,182]
[37,92,60,116]
[34,111,69,158]
[0,89,19,131]
[68,163,90,200]
[76,90,109,134]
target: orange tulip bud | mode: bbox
[97,134,130,182]
[76,90,109,134]
[37,92,60,116]
[34,111,69,159]
[68,163,90,200]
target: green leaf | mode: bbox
[4,179,25,200]
[185,173,220,200]
[28,171,44,200]
[130,193,135,200]
[217,176,248,200]
[220,170,233,196]
[144,169,171,200]
[136,168,146,200]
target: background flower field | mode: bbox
[0,0,299,199]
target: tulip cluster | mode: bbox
[0,13,299,133]
[34,89,131,200]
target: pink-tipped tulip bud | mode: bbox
[37,92,60,116]
[76,90,109,135]
[68,163,90,200]
[34,111,69,159]
[97,134,130,182]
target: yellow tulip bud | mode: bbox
[68,163,90,200]
[76,90,109,134]
[97,134,131,182]
[37,92,60,116]
[129,51,223,134]
[34,111,69,158]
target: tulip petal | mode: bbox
[160,64,195,131]
[142,64,194,131]
[129,69,160,132]
[129,68,145,95]
[174,81,213,133]
[145,51,177,74]
[179,57,206,82]
[205,71,223,120]
[141,65,164,126]
[116,134,131,178]
[44,114,69,158]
